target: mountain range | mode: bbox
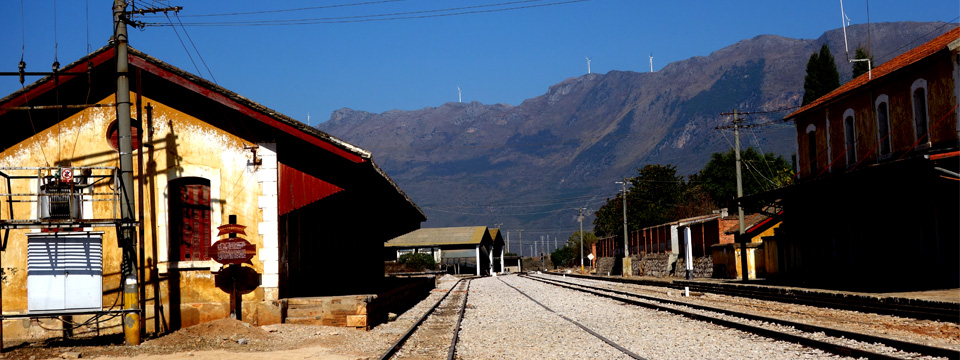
[317,21,952,238]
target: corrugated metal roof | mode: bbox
[385,226,490,247]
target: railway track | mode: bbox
[379,277,471,360]
[522,273,959,360]
[544,271,958,322]
[499,277,646,359]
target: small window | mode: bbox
[169,177,212,261]
[876,97,891,156]
[912,79,930,145]
[843,110,857,167]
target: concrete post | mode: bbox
[684,226,693,280]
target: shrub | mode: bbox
[397,253,437,271]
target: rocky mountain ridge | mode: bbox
[318,22,952,233]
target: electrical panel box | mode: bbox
[27,232,103,314]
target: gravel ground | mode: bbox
[534,273,960,350]
[2,273,953,360]
[458,274,843,360]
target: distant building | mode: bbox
[764,27,960,288]
[386,226,505,276]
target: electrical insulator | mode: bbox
[18,60,25,85]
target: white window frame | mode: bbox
[843,108,857,168]
[805,124,818,175]
[911,78,931,147]
[875,94,892,158]
[156,165,222,273]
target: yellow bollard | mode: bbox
[123,275,141,345]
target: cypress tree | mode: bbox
[802,44,841,105]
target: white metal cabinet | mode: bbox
[27,232,103,313]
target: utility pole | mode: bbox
[113,0,181,345]
[518,230,523,258]
[506,231,510,253]
[615,178,630,276]
[113,0,141,345]
[717,110,757,283]
[579,207,585,274]
[734,109,748,282]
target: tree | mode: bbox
[802,44,841,105]
[564,230,598,265]
[593,164,685,237]
[691,147,794,210]
[673,183,714,220]
[851,46,875,79]
[550,246,576,268]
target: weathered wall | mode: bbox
[795,49,958,178]
[0,92,275,341]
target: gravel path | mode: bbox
[458,275,843,360]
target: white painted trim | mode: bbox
[805,124,818,175]
[875,94,892,158]
[911,78,931,146]
[825,116,832,173]
[953,50,960,134]
[843,108,857,167]
[256,143,279,299]
[475,245,481,276]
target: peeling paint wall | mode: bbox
[0,92,275,342]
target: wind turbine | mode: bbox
[457,85,462,103]
[585,56,592,74]
[649,53,654,72]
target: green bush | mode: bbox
[397,253,437,271]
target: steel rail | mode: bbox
[546,271,957,322]
[524,274,958,360]
[446,279,471,360]
[378,277,470,360]
[500,277,646,360]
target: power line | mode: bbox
[142,0,590,27]
[168,0,406,18]
[172,12,218,84]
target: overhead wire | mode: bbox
[164,13,204,82]
[171,0,407,17]
[173,12,218,85]
[142,0,590,27]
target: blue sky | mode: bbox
[2,1,957,125]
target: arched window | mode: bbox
[911,79,930,145]
[843,109,857,167]
[806,124,818,175]
[169,177,212,261]
[875,95,891,157]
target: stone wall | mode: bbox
[638,253,677,278]
[596,257,615,275]
[673,256,714,278]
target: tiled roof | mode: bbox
[785,26,960,120]
[385,226,490,247]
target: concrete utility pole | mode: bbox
[734,109,749,282]
[113,1,180,345]
[518,230,523,258]
[579,207,585,274]
[616,178,631,276]
[113,0,141,345]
